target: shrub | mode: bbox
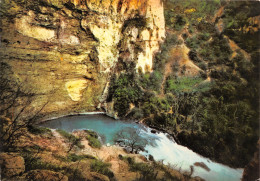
[109,73,142,117]
[28,125,52,135]
[87,136,101,149]
[22,153,62,172]
[67,153,96,162]
[185,36,200,50]
[84,130,102,149]
[56,129,84,149]
[129,108,144,120]
[90,160,114,178]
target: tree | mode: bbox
[114,127,147,153]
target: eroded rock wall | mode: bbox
[0,0,165,119]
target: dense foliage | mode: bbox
[108,0,259,167]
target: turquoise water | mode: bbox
[40,114,243,181]
[40,114,142,143]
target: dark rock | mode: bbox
[118,154,123,160]
[136,146,145,152]
[151,129,156,134]
[148,154,154,161]
[138,155,147,162]
[194,162,210,172]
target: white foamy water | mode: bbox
[139,128,243,181]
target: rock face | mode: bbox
[24,169,68,181]
[0,0,165,120]
[0,153,25,178]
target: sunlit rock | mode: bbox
[15,11,56,42]
[65,79,88,101]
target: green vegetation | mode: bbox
[108,73,142,117]
[27,125,52,135]
[165,0,222,30]
[53,153,96,162]
[84,130,102,149]
[57,129,73,139]
[67,153,96,162]
[119,156,182,181]
[164,0,259,167]
[139,70,163,91]
[57,129,84,150]
[223,1,260,53]
[90,159,114,178]
[107,0,259,168]
[21,148,89,180]
[22,149,62,172]
[20,143,113,180]
[165,76,206,94]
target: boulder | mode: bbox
[24,169,68,181]
[138,155,147,162]
[194,162,210,172]
[0,152,25,178]
[123,147,132,153]
[148,154,155,161]
[151,129,157,134]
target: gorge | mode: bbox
[0,0,259,181]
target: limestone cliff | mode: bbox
[0,0,165,120]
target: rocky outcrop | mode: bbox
[80,0,165,72]
[168,44,202,77]
[242,140,260,181]
[24,169,68,181]
[0,153,25,178]
[0,0,165,120]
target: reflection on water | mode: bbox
[40,114,243,181]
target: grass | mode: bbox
[165,77,205,94]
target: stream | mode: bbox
[40,114,243,181]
